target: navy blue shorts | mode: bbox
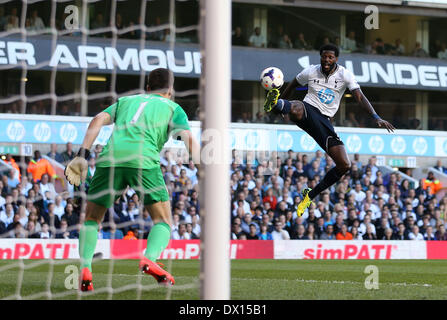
[293,101,344,152]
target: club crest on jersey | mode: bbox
[317,88,335,104]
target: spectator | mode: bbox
[258,223,273,240]
[185,223,199,239]
[115,13,124,34]
[56,219,71,239]
[343,30,358,52]
[271,221,290,240]
[336,224,353,240]
[306,223,317,240]
[435,224,447,241]
[362,225,377,240]
[30,10,45,30]
[91,144,104,160]
[91,13,106,30]
[39,223,51,239]
[53,195,65,219]
[0,7,6,31]
[6,169,20,189]
[248,27,266,48]
[5,8,19,31]
[424,226,436,240]
[320,224,335,240]
[123,228,138,240]
[61,203,78,227]
[25,220,39,238]
[246,224,260,240]
[2,154,21,181]
[61,142,75,165]
[47,144,64,163]
[86,157,96,185]
[392,38,405,56]
[27,151,57,183]
[278,34,293,49]
[39,174,56,200]
[358,214,376,236]
[437,43,447,60]
[350,226,362,240]
[434,160,447,174]
[232,26,246,46]
[408,225,424,240]
[412,42,429,58]
[294,32,312,50]
[291,224,308,240]
[422,171,442,195]
[231,221,245,240]
[101,223,124,239]
[0,203,15,228]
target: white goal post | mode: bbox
[199,0,232,300]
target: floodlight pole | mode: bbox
[199,0,231,300]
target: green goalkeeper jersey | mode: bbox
[96,93,191,169]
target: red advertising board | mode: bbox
[110,240,274,259]
[426,241,447,259]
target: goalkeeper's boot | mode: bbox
[263,88,280,113]
[297,188,313,217]
[139,257,175,286]
[79,267,94,292]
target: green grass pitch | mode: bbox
[0,259,446,300]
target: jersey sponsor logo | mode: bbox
[390,136,406,154]
[346,134,362,153]
[6,121,26,142]
[412,137,428,155]
[317,88,335,104]
[368,135,384,154]
[33,122,51,142]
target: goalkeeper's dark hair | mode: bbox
[319,44,339,57]
[147,68,173,92]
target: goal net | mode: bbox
[0,0,230,300]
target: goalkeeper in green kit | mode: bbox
[64,68,200,291]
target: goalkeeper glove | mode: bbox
[64,148,90,187]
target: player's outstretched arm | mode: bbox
[176,129,201,168]
[64,112,112,186]
[280,78,299,100]
[352,88,395,133]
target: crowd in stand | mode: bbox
[229,151,447,241]
[1,142,447,242]
[236,26,447,60]
[1,5,446,60]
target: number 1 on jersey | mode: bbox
[130,101,148,124]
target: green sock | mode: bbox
[79,220,98,272]
[144,222,171,261]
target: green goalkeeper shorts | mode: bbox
[87,167,169,208]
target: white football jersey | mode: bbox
[296,64,360,117]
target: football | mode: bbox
[260,67,284,90]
